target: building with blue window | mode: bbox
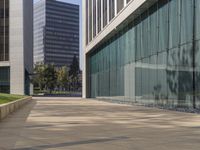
[0,0,33,95]
[83,0,200,109]
[34,0,79,67]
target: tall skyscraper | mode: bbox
[83,0,200,109]
[0,0,33,95]
[34,0,79,67]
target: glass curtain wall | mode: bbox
[0,0,9,61]
[89,0,200,109]
[195,0,200,108]
[0,67,10,93]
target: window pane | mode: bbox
[158,0,168,52]
[195,0,200,40]
[180,0,193,44]
[103,0,107,27]
[97,0,101,33]
[0,67,10,93]
[93,0,96,37]
[88,0,92,42]
[117,0,124,13]
[169,0,180,49]
[109,0,115,21]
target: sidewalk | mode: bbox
[0,97,200,150]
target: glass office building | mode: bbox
[84,0,200,109]
[0,0,33,95]
[34,0,79,67]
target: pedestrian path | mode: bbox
[0,97,200,150]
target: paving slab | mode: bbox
[0,97,200,150]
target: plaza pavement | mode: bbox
[0,97,200,150]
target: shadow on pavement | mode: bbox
[0,100,37,150]
[13,136,129,150]
[33,93,82,97]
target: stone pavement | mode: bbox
[0,97,200,150]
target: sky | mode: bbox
[34,0,83,70]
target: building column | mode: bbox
[124,0,127,6]
[9,0,25,95]
[107,0,109,24]
[82,0,87,98]
[114,0,117,16]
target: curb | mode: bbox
[0,96,32,121]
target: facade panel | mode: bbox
[86,0,135,43]
[10,0,33,95]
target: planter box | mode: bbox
[0,97,32,121]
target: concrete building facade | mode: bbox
[83,0,200,109]
[0,0,33,95]
[34,0,79,67]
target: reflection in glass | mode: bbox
[88,0,200,109]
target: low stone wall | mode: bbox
[0,97,32,121]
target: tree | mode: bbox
[57,66,69,91]
[69,55,79,78]
[69,55,80,90]
[43,64,57,93]
[32,63,46,91]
